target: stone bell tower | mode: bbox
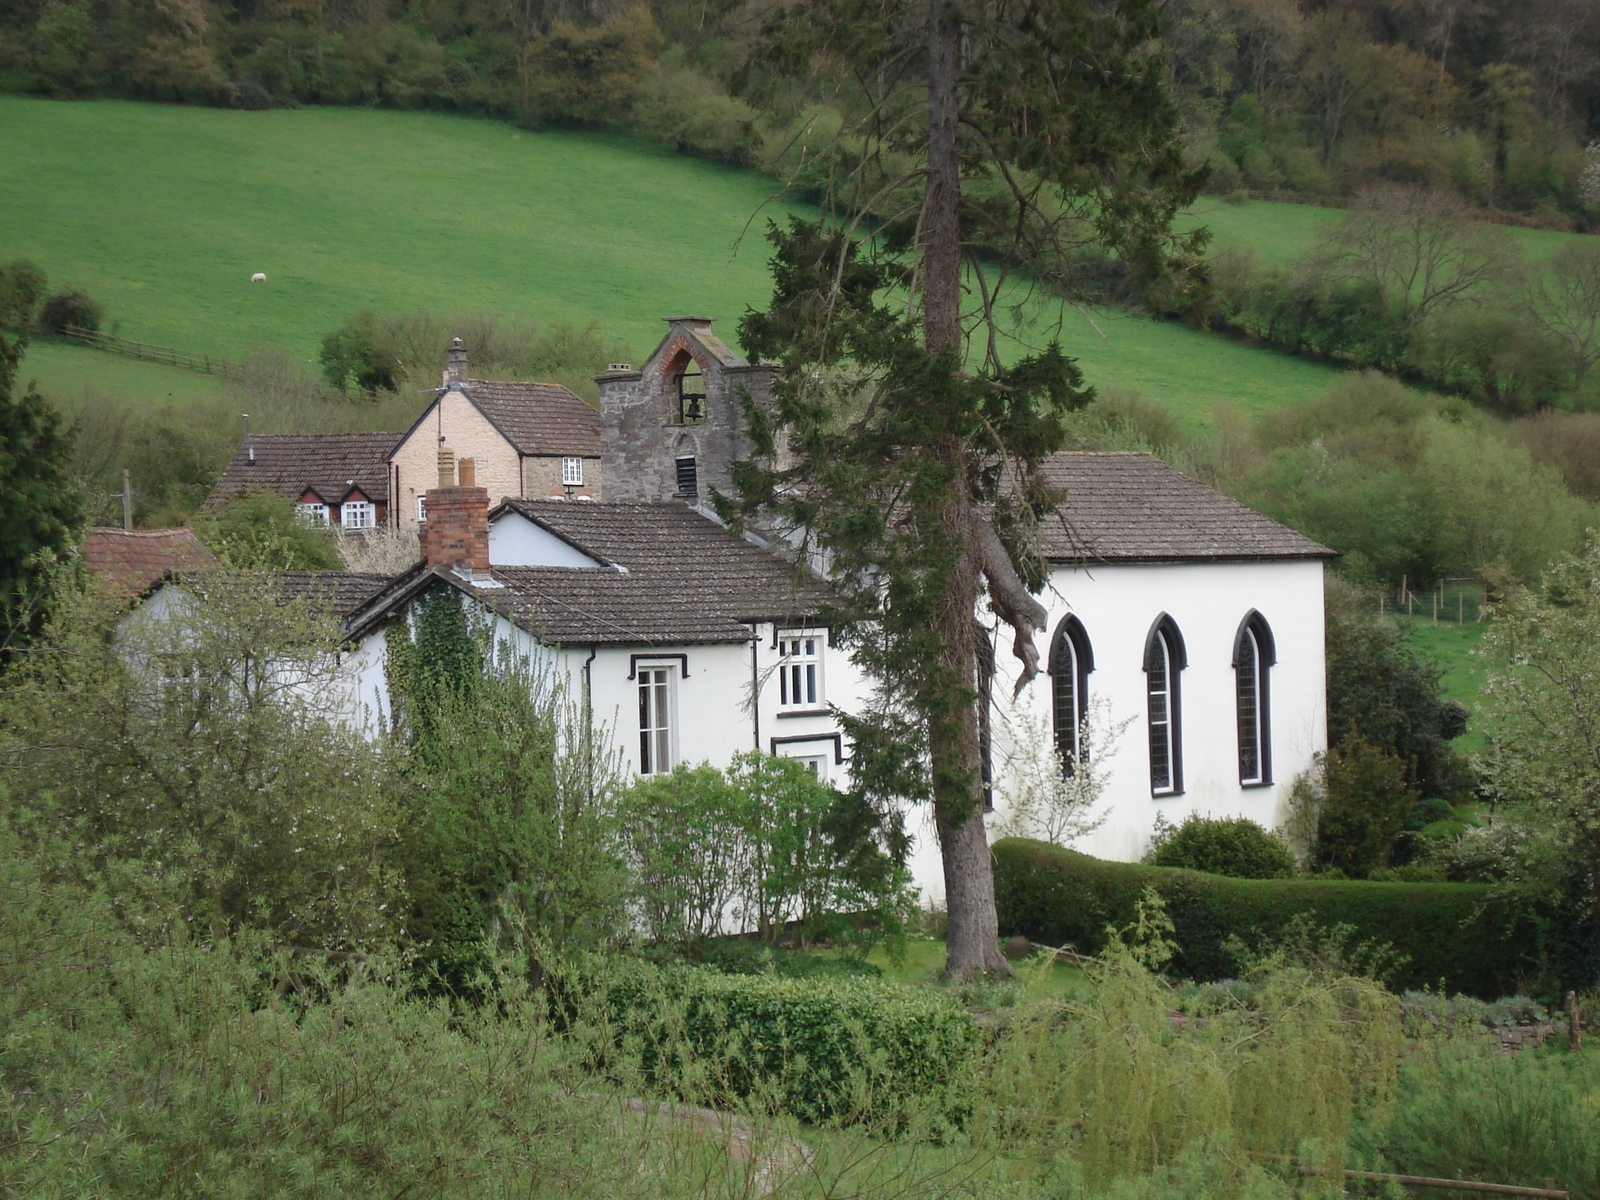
[597,316,774,505]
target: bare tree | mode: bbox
[1312,184,1522,327]
[1523,240,1600,396]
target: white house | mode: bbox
[341,452,862,789]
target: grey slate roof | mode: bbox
[210,433,398,508]
[351,501,836,645]
[1037,452,1333,563]
[459,380,601,457]
[273,572,397,618]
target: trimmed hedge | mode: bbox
[994,838,1543,997]
[562,960,977,1126]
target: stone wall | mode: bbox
[599,318,772,504]
[522,454,602,500]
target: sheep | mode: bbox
[250,272,267,283]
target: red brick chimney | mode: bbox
[420,448,490,574]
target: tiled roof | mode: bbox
[462,380,601,457]
[1036,452,1333,563]
[81,526,216,596]
[355,501,836,645]
[209,433,398,508]
[273,571,397,618]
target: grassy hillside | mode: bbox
[1180,197,1584,269]
[1,95,1346,427]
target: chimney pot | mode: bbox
[437,446,455,489]
[458,457,475,487]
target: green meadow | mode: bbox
[1179,196,1585,269]
[2,95,1348,426]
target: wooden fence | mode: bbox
[59,327,246,381]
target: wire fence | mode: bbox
[58,327,246,381]
[1382,577,1487,626]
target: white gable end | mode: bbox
[488,511,605,568]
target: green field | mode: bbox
[1398,617,1491,754]
[1,95,1349,426]
[15,339,230,408]
[1180,196,1585,270]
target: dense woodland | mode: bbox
[2,0,1599,225]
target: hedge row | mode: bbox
[993,838,1544,997]
[558,960,978,1126]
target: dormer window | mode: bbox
[676,366,706,425]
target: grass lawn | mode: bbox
[1397,615,1491,754]
[851,938,1094,1005]
[2,95,1354,428]
[16,338,231,410]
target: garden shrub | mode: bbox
[559,958,977,1127]
[993,838,1544,996]
[1146,814,1297,879]
[1355,1044,1600,1199]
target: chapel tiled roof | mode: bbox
[81,526,217,597]
[352,500,836,645]
[1037,452,1334,563]
[209,433,398,508]
[461,380,601,457]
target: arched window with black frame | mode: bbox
[1233,610,1277,787]
[1143,615,1187,796]
[1049,614,1094,774]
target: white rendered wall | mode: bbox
[981,558,1326,870]
[487,511,604,568]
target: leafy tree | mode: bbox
[1323,576,1473,803]
[386,587,629,987]
[1478,535,1600,990]
[727,0,1205,977]
[0,569,401,948]
[1307,734,1418,877]
[194,489,344,571]
[1308,184,1521,329]
[0,260,81,655]
[1521,240,1600,402]
[36,285,104,334]
[621,751,912,953]
[319,309,402,393]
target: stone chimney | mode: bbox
[446,337,468,384]
[420,447,490,574]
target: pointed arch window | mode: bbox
[1049,615,1094,775]
[1144,615,1187,796]
[1234,611,1276,787]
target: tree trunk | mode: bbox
[924,1,1010,980]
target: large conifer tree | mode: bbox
[727,0,1207,976]
[0,262,81,655]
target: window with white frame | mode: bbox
[562,457,584,486]
[777,633,822,708]
[341,500,374,530]
[638,666,675,774]
[296,502,329,525]
[416,494,427,523]
[1144,615,1186,796]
